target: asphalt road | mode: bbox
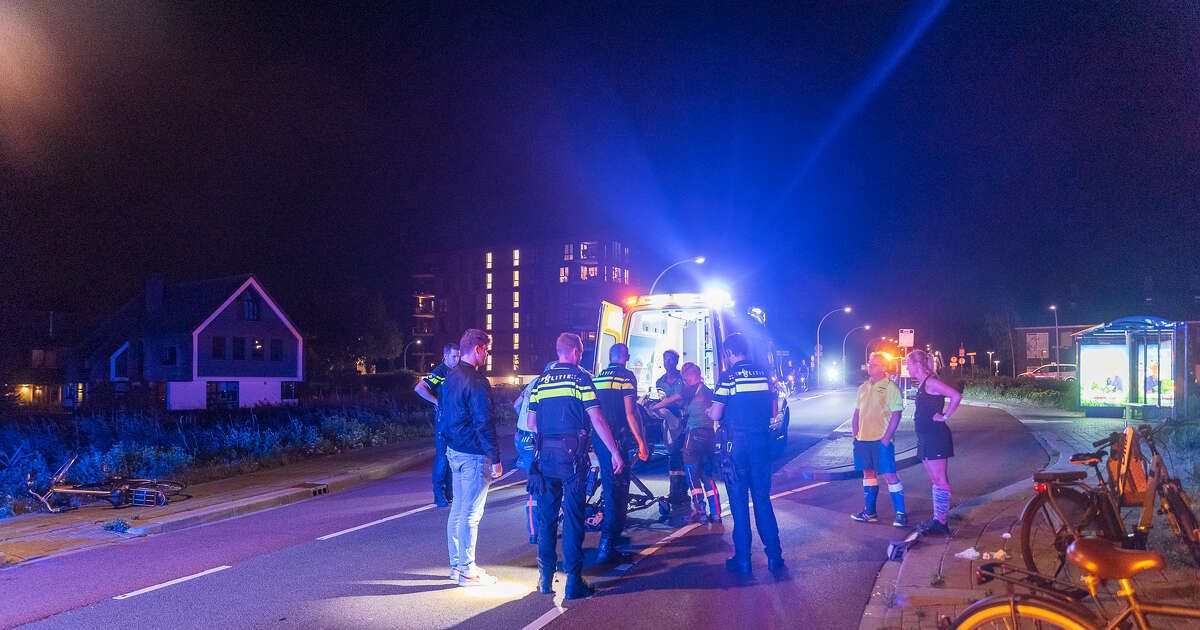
[1,390,1047,629]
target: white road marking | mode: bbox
[317,504,438,540]
[522,604,566,630]
[799,393,826,401]
[113,565,231,600]
[316,471,526,541]
[721,480,830,518]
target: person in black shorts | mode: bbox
[905,349,962,536]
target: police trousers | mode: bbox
[536,468,588,577]
[723,433,782,561]
[594,435,630,540]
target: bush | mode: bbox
[962,376,1079,411]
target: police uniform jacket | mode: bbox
[421,362,451,428]
[528,362,600,437]
[593,363,637,443]
[713,360,774,437]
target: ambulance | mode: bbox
[589,290,791,452]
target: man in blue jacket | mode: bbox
[441,328,503,587]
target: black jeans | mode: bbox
[594,437,630,539]
[536,469,588,576]
[723,433,781,561]
[433,433,453,503]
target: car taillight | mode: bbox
[1033,482,1048,493]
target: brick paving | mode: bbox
[862,401,1200,630]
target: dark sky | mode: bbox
[2,1,1199,358]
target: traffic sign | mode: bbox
[950,356,959,367]
[898,329,914,348]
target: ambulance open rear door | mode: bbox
[593,300,626,374]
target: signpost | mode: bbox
[898,329,914,349]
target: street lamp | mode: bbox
[1049,305,1060,367]
[649,256,706,294]
[986,350,995,376]
[403,339,422,371]
[842,325,870,385]
[815,305,852,389]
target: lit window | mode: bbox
[587,265,597,278]
[513,291,520,308]
[563,243,574,261]
[486,272,492,290]
[486,313,493,330]
[580,241,597,260]
[485,251,493,269]
[513,270,519,287]
[624,269,629,284]
[513,354,520,372]
[486,354,493,372]
[512,249,520,267]
[559,266,569,283]
[513,333,520,350]
[612,266,622,282]
[486,293,493,310]
[513,312,520,329]
[579,266,587,281]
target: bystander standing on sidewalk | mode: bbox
[905,349,961,536]
[441,329,503,586]
[415,343,461,507]
[850,353,908,527]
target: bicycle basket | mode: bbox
[131,488,168,507]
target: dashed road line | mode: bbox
[113,565,232,600]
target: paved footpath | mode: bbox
[860,402,1200,630]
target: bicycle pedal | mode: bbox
[131,488,167,507]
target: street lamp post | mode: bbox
[842,325,870,385]
[403,339,422,371]
[1049,305,1060,367]
[986,350,995,376]
[649,256,706,294]
[815,306,852,389]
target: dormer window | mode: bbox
[243,294,260,321]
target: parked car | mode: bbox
[1019,363,1077,381]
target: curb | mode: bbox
[799,454,922,481]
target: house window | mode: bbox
[559,266,569,283]
[513,332,520,350]
[579,266,587,281]
[512,291,520,308]
[270,339,283,361]
[212,336,226,359]
[563,243,574,261]
[485,272,493,290]
[485,251,493,269]
[512,249,520,267]
[243,295,260,321]
[580,241,597,260]
[486,354,493,372]
[513,312,520,329]
[161,345,178,366]
[206,381,239,409]
[513,354,520,372]
[582,265,597,279]
[512,269,520,287]
[486,313,493,330]
[252,339,264,360]
[486,293,492,310]
[233,337,246,360]
[281,381,298,400]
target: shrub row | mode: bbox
[961,376,1079,411]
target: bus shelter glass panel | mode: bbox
[1138,342,1174,407]
[1079,344,1128,407]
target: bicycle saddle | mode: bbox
[1069,451,1105,465]
[1033,470,1087,483]
[1067,537,1163,579]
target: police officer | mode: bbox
[708,333,785,575]
[512,361,557,544]
[527,333,625,599]
[415,343,460,507]
[652,350,689,505]
[592,343,650,563]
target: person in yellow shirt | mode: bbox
[850,353,907,527]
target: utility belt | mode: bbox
[536,430,591,478]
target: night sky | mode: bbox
[3,1,1199,359]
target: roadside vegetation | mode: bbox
[0,387,518,518]
[961,376,1079,411]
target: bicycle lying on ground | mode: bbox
[951,537,1200,629]
[1020,424,1200,582]
[27,453,186,513]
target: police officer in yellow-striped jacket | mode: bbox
[527,333,624,599]
[591,343,650,563]
[708,333,785,575]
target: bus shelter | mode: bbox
[1073,316,1190,420]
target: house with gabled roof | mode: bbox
[64,274,303,410]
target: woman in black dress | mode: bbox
[905,350,962,536]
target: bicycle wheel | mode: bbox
[952,594,1097,629]
[1020,487,1094,580]
[1160,482,1200,565]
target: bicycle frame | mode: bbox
[1101,578,1200,630]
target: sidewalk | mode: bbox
[0,439,435,567]
[861,401,1200,630]
[780,404,921,482]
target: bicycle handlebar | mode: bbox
[1093,432,1119,448]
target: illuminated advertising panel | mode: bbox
[1079,344,1128,407]
[1138,344,1174,407]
